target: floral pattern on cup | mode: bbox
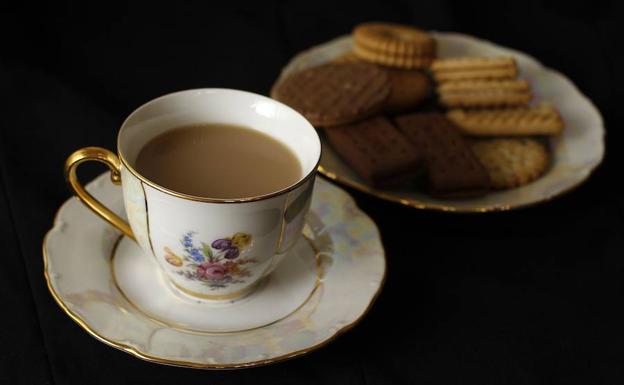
[164,231,256,290]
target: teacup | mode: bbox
[65,89,321,300]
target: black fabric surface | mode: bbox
[0,1,622,384]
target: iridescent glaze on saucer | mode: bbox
[43,173,386,368]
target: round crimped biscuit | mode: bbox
[271,62,390,127]
[353,22,436,69]
[470,138,549,189]
[354,22,436,56]
[353,44,434,69]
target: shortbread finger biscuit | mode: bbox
[431,57,518,83]
[431,57,516,72]
[384,68,431,113]
[271,62,390,127]
[432,67,518,83]
[470,138,549,189]
[394,112,490,198]
[437,79,529,93]
[447,105,564,136]
[324,116,424,188]
[438,90,531,108]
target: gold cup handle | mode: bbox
[64,147,135,241]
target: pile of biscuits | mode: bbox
[271,22,565,198]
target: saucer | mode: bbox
[113,233,319,333]
[43,173,386,368]
[274,32,605,212]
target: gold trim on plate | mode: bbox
[42,199,386,369]
[316,163,603,213]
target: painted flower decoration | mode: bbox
[231,232,252,249]
[197,262,227,279]
[211,239,232,250]
[166,231,256,290]
[164,247,183,267]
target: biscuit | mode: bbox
[271,62,390,127]
[437,79,531,108]
[394,112,490,198]
[353,45,435,69]
[353,22,436,69]
[431,57,516,72]
[324,116,424,188]
[384,68,431,113]
[432,67,518,83]
[437,79,529,93]
[438,90,531,108]
[446,105,564,136]
[470,138,549,189]
[431,57,518,82]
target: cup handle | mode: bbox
[64,147,135,241]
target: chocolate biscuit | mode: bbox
[394,112,490,197]
[271,62,390,127]
[384,68,431,113]
[324,116,423,188]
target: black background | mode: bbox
[1,1,622,384]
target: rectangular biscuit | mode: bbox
[438,90,531,108]
[446,105,564,136]
[431,57,516,72]
[432,67,518,83]
[323,116,424,188]
[394,112,490,198]
[437,79,531,108]
[437,79,529,93]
